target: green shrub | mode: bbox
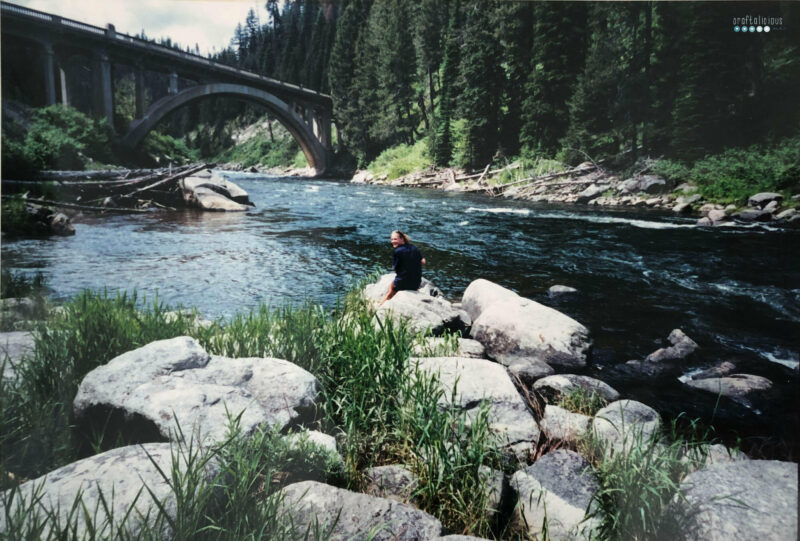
[367,138,433,180]
[214,133,301,168]
[140,130,199,166]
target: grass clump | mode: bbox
[584,414,715,541]
[214,132,302,169]
[557,388,608,417]
[367,138,433,180]
[140,131,199,166]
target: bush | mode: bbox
[140,130,199,166]
[214,133,301,168]
[367,138,433,180]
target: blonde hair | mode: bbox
[392,230,410,245]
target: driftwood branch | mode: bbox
[4,195,151,213]
[119,163,209,199]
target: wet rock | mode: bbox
[747,192,782,208]
[540,405,591,445]
[644,329,699,363]
[463,280,590,370]
[413,337,486,358]
[576,184,606,204]
[279,481,442,540]
[548,285,577,297]
[0,443,219,539]
[365,274,467,335]
[735,208,772,222]
[364,465,418,503]
[619,175,669,195]
[763,200,780,214]
[667,460,797,541]
[696,217,713,226]
[0,331,35,383]
[698,203,722,215]
[776,208,797,221]
[683,374,772,406]
[673,202,693,214]
[511,450,601,540]
[411,356,541,460]
[592,400,661,457]
[533,374,620,404]
[73,336,320,445]
[688,361,737,380]
[707,209,727,223]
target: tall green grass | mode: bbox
[2,280,504,538]
[366,138,433,180]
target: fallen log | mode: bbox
[4,195,151,213]
[119,163,210,199]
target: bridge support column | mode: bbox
[93,52,114,128]
[42,43,56,106]
[135,66,145,118]
[169,72,178,95]
[59,65,69,106]
[319,109,332,150]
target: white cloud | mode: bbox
[14,0,265,55]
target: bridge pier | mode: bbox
[135,65,145,118]
[43,42,56,105]
[93,52,114,129]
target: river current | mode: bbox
[3,172,798,455]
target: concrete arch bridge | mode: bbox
[1,1,334,174]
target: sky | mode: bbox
[15,0,266,56]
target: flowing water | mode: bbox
[3,172,798,456]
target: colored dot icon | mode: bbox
[734,25,741,32]
[749,26,756,32]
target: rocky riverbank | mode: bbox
[351,164,800,228]
[2,276,796,540]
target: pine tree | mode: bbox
[459,0,504,169]
[433,9,460,167]
[520,2,586,157]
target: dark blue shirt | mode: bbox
[393,243,423,290]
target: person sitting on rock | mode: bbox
[380,230,426,305]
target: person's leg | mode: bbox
[380,281,398,305]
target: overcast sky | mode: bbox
[15,0,266,55]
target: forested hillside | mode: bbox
[213,0,799,170]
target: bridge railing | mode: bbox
[1,1,329,101]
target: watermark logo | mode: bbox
[733,14,785,33]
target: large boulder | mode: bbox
[0,331,35,383]
[533,374,620,404]
[511,450,601,540]
[463,280,590,371]
[413,337,486,358]
[411,356,541,460]
[592,400,661,457]
[280,481,442,540]
[179,174,252,211]
[364,465,419,503]
[472,301,591,370]
[73,336,320,445]
[618,175,670,195]
[668,460,797,541]
[576,184,606,204]
[0,443,218,539]
[366,274,467,335]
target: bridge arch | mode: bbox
[121,83,328,175]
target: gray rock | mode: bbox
[467,282,591,370]
[668,460,797,541]
[180,174,252,208]
[280,481,442,540]
[672,202,693,214]
[480,466,506,521]
[74,336,320,445]
[461,278,525,322]
[533,374,620,403]
[433,536,492,541]
[675,193,703,205]
[644,329,698,363]
[576,184,606,204]
[707,209,727,223]
[540,405,592,445]
[511,450,601,540]
[506,359,555,386]
[548,285,578,297]
[698,203,722,215]
[366,274,466,335]
[689,361,737,380]
[592,400,661,457]
[364,465,418,503]
[762,200,779,214]
[776,208,797,221]
[411,356,541,459]
[696,217,713,226]
[0,443,218,539]
[683,374,772,405]
[736,208,772,222]
[747,192,783,208]
[412,337,486,359]
[0,331,35,383]
[619,175,669,195]
[285,430,339,457]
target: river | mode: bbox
[3,172,798,456]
